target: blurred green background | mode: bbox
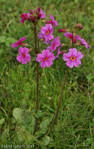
[0,0,94,148]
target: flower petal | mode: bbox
[25,54,31,62]
[69,48,77,56]
[19,47,23,54]
[63,53,70,61]
[74,59,81,67]
[16,55,23,62]
[66,60,74,68]
[19,37,26,42]
[50,14,54,20]
[42,50,51,57]
[46,46,52,50]
[11,41,19,48]
[76,52,83,59]
[64,32,72,38]
[40,61,46,68]
[20,18,25,23]
[46,59,53,67]
[36,54,44,62]
[23,47,29,54]
[48,53,55,60]
[22,59,28,64]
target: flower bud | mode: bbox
[38,14,41,19]
[59,29,68,32]
[36,7,40,14]
[37,7,40,12]
[74,23,83,30]
[59,50,66,55]
[46,20,52,23]
[30,10,33,14]
[31,16,36,23]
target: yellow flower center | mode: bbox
[43,57,48,61]
[46,31,49,35]
[70,56,76,61]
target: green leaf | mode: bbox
[13,108,22,123]
[42,135,51,146]
[40,119,49,129]
[0,36,6,43]
[17,127,33,143]
[40,116,53,129]
[35,128,47,137]
[0,118,5,125]
[13,108,35,134]
[35,110,43,118]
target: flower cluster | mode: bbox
[11,7,92,68]
[21,7,46,24]
[37,26,91,68]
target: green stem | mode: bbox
[47,67,68,136]
[72,31,74,48]
[34,24,39,133]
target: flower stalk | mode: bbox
[34,24,39,132]
[47,31,75,136]
[47,67,68,136]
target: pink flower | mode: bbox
[46,14,58,27]
[39,9,46,19]
[80,39,92,49]
[63,48,83,68]
[38,32,50,44]
[20,13,28,23]
[36,50,55,68]
[11,37,26,48]
[64,32,81,43]
[47,37,60,52]
[16,47,31,64]
[41,24,54,41]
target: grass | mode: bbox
[0,0,94,148]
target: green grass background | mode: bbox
[0,0,94,148]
